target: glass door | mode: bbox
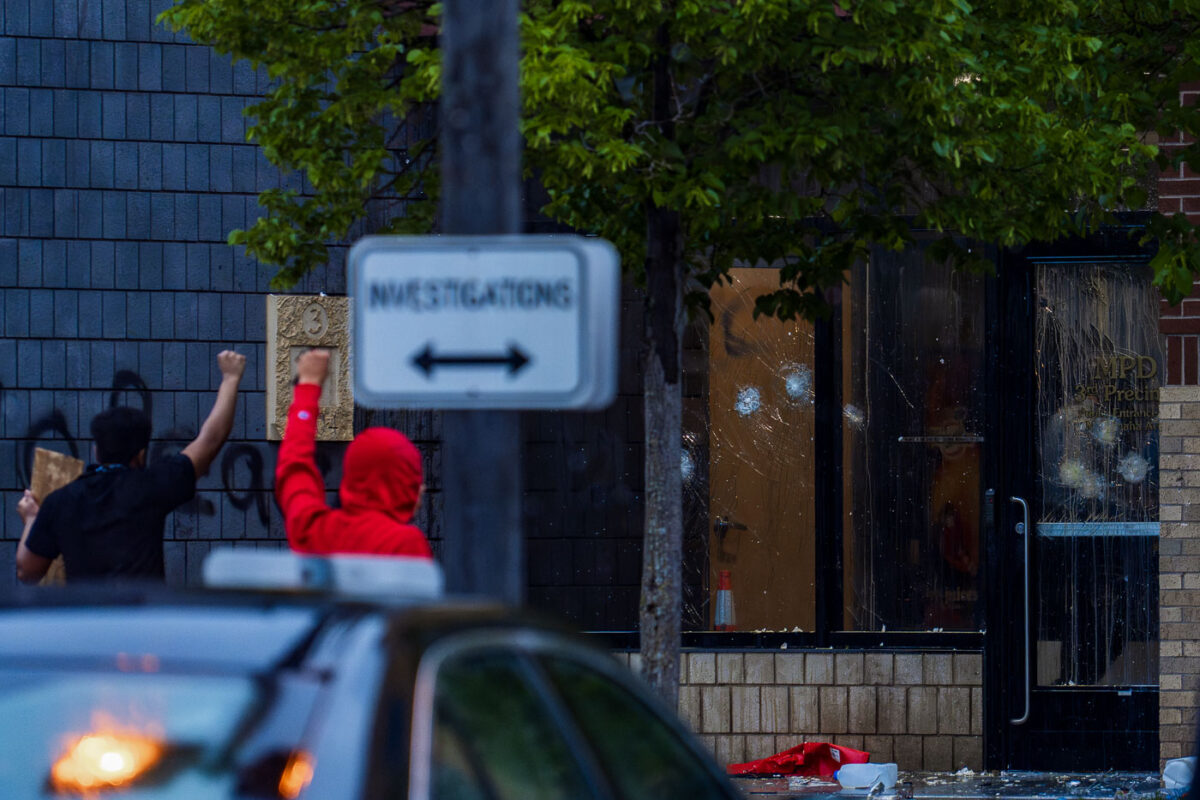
[994,256,1160,769]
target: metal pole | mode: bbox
[439,0,524,603]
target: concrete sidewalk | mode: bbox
[732,771,1166,799]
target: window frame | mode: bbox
[592,257,990,650]
[407,628,740,800]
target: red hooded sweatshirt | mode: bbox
[276,383,432,558]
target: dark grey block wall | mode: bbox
[0,0,359,585]
[0,0,652,631]
[523,288,647,629]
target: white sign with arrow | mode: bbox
[349,235,620,410]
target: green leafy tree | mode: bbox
[162,0,1200,701]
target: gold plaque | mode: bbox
[265,295,354,441]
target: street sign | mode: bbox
[348,235,620,409]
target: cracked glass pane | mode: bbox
[843,251,986,632]
[1034,262,1160,687]
[696,268,817,633]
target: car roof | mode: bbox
[0,583,574,674]
[0,603,324,672]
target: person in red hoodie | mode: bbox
[276,348,432,558]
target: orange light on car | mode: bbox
[278,751,315,799]
[50,731,163,792]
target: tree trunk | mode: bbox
[639,20,684,706]
[640,201,684,705]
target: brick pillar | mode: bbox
[1159,80,1200,767]
[1159,387,1200,764]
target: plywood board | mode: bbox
[30,447,84,586]
[707,269,816,631]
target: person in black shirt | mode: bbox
[15,350,247,582]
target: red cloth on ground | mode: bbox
[276,383,432,558]
[727,742,870,777]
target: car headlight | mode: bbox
[51,731,164,793]
[277,752,315,799]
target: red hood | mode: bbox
[338,427,423,521]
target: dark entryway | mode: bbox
[989,239,1160,770]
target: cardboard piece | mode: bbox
[30,448,84,586]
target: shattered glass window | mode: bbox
[683,252,1159,653]
[699,268,817,633]
[843,251,986,632]
[1034,262,1159,687]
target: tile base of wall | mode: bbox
[615,649,985,772]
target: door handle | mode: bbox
[1010,495,1031,726]
[713,516,748,542]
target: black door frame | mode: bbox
[984,230,1159,770]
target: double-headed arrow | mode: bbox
[412,343,531,377]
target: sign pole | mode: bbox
[439,0,524,602]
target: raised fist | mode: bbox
[296,349,331,386]
[218,350,247,380]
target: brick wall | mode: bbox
[1157,82,1200,221]
[1159,386,1200,764]
[1158,81,1200,767]
[1159,81,1200,385]
[615,650,984,772]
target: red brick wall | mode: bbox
[1162,322,1200,386]
[1160,82,1200,386]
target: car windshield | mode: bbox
[0,669,259,798]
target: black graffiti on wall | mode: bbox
[19,409,79,488]
[109,369,153,414]
[6,370,283,527]
[221,444,271,525]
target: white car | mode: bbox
[0,551,741,800]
